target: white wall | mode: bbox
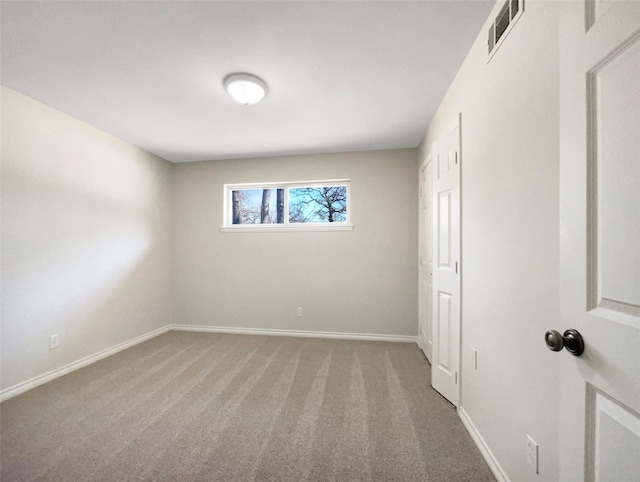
[1,87,173,391]
[418,1,561,480]
[172,149,418,337]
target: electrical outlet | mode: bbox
[526,434,539,474]
[49,334,59,350]
[471,347,478,370]
[296,307,303,317]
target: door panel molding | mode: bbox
[431,115,461,407]
[586,30,640,317]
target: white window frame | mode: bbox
[221,179,353,232]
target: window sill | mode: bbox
[220,224,354,233]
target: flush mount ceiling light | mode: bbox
[224,73,268,106]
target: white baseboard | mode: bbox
[458,406,510,482]
[1,324,415,402]
[171,324,417,343]
[0,325,171,402]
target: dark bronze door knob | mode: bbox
[545,329,584,356]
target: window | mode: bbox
[222,180,352,231]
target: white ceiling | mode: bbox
[1,0,494,163]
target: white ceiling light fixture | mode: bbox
[224,73,268,106]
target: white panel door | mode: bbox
[558,2,640,480]
[418,158,433,362]
[431,120,460,407]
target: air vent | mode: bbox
[488,0,524,60]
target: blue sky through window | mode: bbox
[231,185,347,225]
[289,186,347,223]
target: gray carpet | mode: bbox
[0,331,494,481]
